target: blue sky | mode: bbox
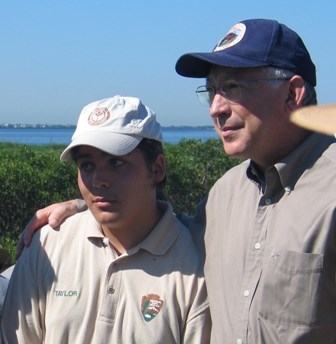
[0,0,335,126]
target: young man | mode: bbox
[1,96,210,343]
[20,19,336,343]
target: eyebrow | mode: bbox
[76,150,120,160]
[76,153,92,160]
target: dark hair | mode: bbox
[136,138,167,201]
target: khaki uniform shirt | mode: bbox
[1,202,210,344]
[205,133,336,344]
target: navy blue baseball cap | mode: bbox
[175,19,316,86]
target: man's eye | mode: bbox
[109,158,123,167]
[223,81,240,91]
[78,161,94,171]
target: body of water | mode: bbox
[0,127,218,145]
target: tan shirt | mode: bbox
[1,202,210,344]
[0,276,8,318]
[205,133,336,344]
[0,276,8,344]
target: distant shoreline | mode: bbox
[0,124,214,131]
[0,125,218,145]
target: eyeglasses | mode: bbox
[196,78,291,106]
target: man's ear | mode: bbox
[285,75,306,112]
[153,154,166,183]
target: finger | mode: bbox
[48,210,64,228]
[23,214,41,247]
[47,201,81,228]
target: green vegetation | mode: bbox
[164,139,240,214]
[0,139,240,265]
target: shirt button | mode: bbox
[285,186,291,194]
[107,287,115,294]
[237,339,243,344]
[265,198,272,205]
[113,262,118,268]
[254,242,261,250]
[243,290,250,297]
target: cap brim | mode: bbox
[290,104,336,135]
[60,131,142,161]
[175,52,267,78]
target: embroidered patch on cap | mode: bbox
[141,294,164,322]
[88,107,110,126]
[214,23,246,51]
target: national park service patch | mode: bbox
[141,294,164,322]
[214,23,246,51]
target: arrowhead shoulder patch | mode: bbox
[141,294,164,322]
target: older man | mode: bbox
[175,18,336,343]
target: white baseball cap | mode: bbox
[290,104,336,135]
[61,96,163,161]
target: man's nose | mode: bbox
[93,171,111,189]
[209,93,231,118]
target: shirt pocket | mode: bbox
[259,250,323,326]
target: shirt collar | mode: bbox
[247,133,336,191]
[85,201,183,256]
[130,201,183,256]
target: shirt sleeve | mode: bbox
[76,198,87,212]
[1,235,47,343]
[181,277,211,344]
[0,276,9,317]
